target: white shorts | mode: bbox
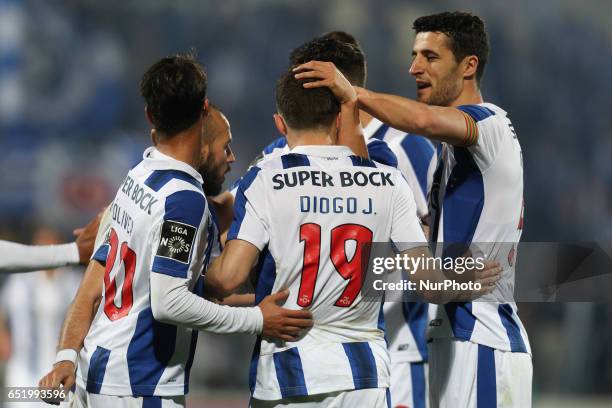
[428,338,532,408]
[250,387,389,408]
[69,385,186,408]
[389,360,429,408]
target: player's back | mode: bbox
[81,147,213,396]
[231,145,426,399]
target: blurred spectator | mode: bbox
[0,227,81,407]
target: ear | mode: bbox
[200,140,211,162]
[202,98,210,117]
[332,113,341,143]
[274,113,288,136]
[150,129,157,145]
[463,55,479,80]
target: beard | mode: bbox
[419,71,462,107]
[199,159,227,196]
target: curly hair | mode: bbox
[413,12,489,82]
[140,52,207,137]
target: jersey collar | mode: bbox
[362,117,384,140]
[290,145,354,158]
[142,147,204,184]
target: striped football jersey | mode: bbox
[363,118,436,218]
[363,118,437,363]
[251,134,398,174]
[428,103,530,354]
[81,147,219,396]
[229,145,427,400]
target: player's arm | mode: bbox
[221,293,255,306]
[0,210,102,274]
[293,61,368,158]
[205,239,259,298]
[207,190,235,237]
[150,265,311,341]
[38,259,105,402]
[294,61,477,147]
[149,189,312,340]
[356,88,478,146]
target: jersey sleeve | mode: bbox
[458,105,505,170]
[228,137,288,198]
[91,206,112,265]
[366,139,398,168]
[390,172,427,251]
[261,136,288,156]
[151,189,206,279]
[227,167,269,250]
[0,241,79,273]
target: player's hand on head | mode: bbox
[38,361,75,405]
[74,208,104,264]
[293,60,357,104]
[259,289,314,342]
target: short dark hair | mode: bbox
[140,52,207,137]
[275,70,339,131]
[289,37,366,87]
[318,31,361,49]
[413,12,489,82]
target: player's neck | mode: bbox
[359,110,373,128]
[155,128,201,170]
[449,82,484,107]
[286,129,334,149]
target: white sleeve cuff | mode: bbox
[66,242,80,265]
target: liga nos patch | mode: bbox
[157,220,196,264]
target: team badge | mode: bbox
[508,244,515,267]
[156,220,197,263]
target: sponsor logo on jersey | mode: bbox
[121,175,159,214]
[272,170,394,190]
[156,220,196,263]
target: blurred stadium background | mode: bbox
[0,0,610,406]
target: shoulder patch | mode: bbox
[156,220,197,264]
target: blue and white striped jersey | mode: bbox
[229,145,427,400]
[258,134,398,169]
[82,147,218,396]
[229,135,397,199]
[428,103,530,354]
[363,118,436,218]
[363,118,437,364]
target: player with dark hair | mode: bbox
[38,53,313,407]
[256,33,437,408]
[289,35,366,88]
[249,37,397,179]
[319,30,363,49]
[296,11,532,408]
[205,67,500,407]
